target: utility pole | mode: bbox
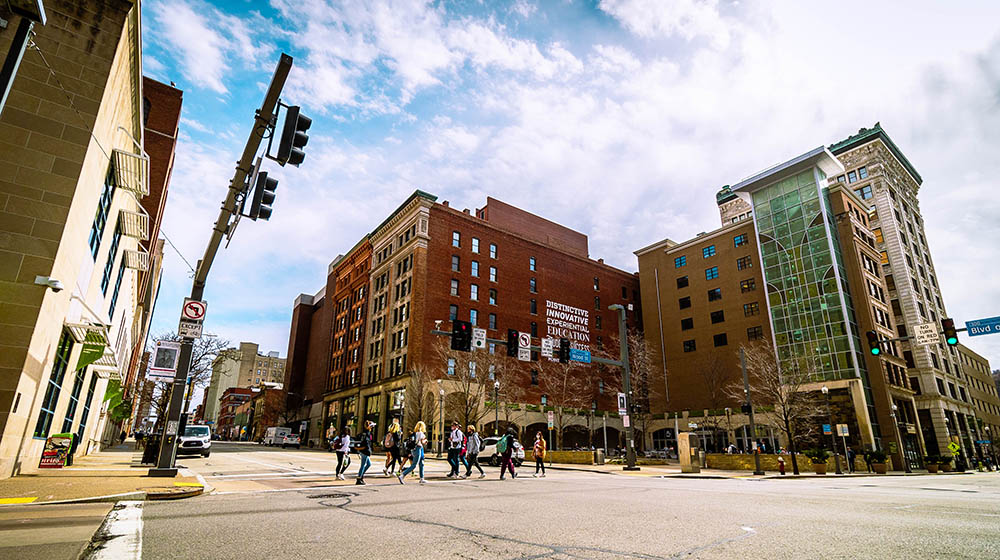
[610,304,639,471]
[821,386,843,474]
[741,348,764,475]
[149,54,293,476]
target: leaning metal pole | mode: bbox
[149,54,293,476]
[613,305,639,471]
[741,348,765,475]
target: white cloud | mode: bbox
[598,0,733,49]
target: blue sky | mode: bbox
[142,0,1000,375]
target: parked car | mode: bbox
[263,427,291,446]
[281,433,301,449]
[177,425,212,458]
[481,436,524,467]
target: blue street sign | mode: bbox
[822,424,832,435]
[569,348,591,363]
[966,316,1000,337]
[976,440,991,444]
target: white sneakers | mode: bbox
[478,473,487,479]
[419,479,427,484]
[458,474,467,479]
[336,474,345,480]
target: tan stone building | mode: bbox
[0,1,167,476]
[203,342,285,429]
[955,344,999,464]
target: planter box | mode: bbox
[941,463,953,472]
[926,464,940,473]
[812,463,828,475]
[872,462,888,474]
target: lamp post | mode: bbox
[494,380,500,436]
[438,388,445,459]
[890,404,912,473]
[821,386,843,474]
[741,348,765,475]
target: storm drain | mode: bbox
[308,492,352,499]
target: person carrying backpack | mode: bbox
[463,425,485,478]
[383,417,402,476]
[447,421,464,478]
[356,421,375,485]
[499,427,518,480]
[398,421,428,484]
[532,431,547,477]
[334,427,352,480]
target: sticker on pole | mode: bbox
[149,341,181,382]
[911,322,939,346]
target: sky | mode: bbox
[141,0,1000,384]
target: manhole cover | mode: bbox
[308,493,351,499]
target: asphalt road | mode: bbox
[128,442,1000,559]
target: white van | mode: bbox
[263,427,291,446]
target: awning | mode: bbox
[111,148,149,197]
[65,322,109,345]
[123,249,150,271]
[90,348,121,380]
[119,209,149,241]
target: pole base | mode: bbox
[623,466,641,471]
[753,471,765,476]
[148,467,178,477]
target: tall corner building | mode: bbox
[285,191,641,448]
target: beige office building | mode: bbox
[203,342,285,427]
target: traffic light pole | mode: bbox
[149,54,293,476]
[741,348,765,475]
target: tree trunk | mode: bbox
[785,417,800,475]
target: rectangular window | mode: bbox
[678,296,691,309]
[747,326,763,340]
[677,276,689,289]
[531,322,538,337]
[108,264,125,317]
[621,286,627,299]
[470,261,479,277]
[529,277,537,292]
[489,313,497,330]
[596,316,602,329]
[702,245,716,258]
[854,184,873,199]
[705,267,718,280]
[683,339,696,352]
[470,284,478,301]
[674,256,687,268]
[76,375,98,442]
[449,304,458,321]
[452,231,461,247]
[61,365,87,434]
[858,166,868,179]
[847,170,857,183]
[100,220,122,294]
[452,255,460,272]
[531,370,538,385]
[708,288,722,302]
[450,279,459,296]
[734,234,747,247]
[713,333,728,347]
[681,318,694,330]
[594,296,600,310]
[740,278,756,293]
[489,266,497,282]
[471,237,480,253]
[736,256,752,270]
[488,289,497,305]
[34,331,74,438]
[593,277,600,291]
[530,299,537,314]
[470,309,478,326]
[88,168,116,260]
[710,310,725,324]
[447,358,456,375]
[490,243,497,258]
[744,302,759,316]
[529,256,536,271]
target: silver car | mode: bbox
[481,436,524,467]
[178,425,212,457]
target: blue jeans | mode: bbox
[401,447,424,479]
[358,454,371,478]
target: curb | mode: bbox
[0,484,207,506]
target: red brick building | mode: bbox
[216,387,253,440]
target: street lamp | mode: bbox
[821,386,843,474]
[494,380,500,436]
[890,403,912,473]
[438,387,445,459]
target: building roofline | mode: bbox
[662,219,752,255]
[731,147,844,194]
[370,190,437,239]
[634,237,677,257]
[828,122,922,185]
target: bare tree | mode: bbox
[600,329,665,451]
[146,332,229,430]
[536,358,591,449]
[402,364,440,433]
[432,339,494,429]
[697,352,738,451]
[726,341,824,475]
[489,352,528,436]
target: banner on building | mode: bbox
[39,433,74,468]
[75,343,105,371]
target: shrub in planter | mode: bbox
[868,450,888,474]
[939,455,954,472]
[924,455,941,473]
[805,448,830,474]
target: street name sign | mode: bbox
[822,424,832,435]
[472,328,487,349]
[617,393,627,415]
[912,322,939,346]
[966,316,1000,337]
[569,348,591,363]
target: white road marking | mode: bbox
[86,500,142,560]
[226,454,309,472]
[206,470,336,479]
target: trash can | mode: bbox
[594,449,605,465]
[142,434,161,464]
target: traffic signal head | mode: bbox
[276,105,312,166]
[558,338,570,363]
[506,329,518,357]
[249,171,278,220]
[865,330,880,356]
[942,318,958,346]
[451,320,472,352]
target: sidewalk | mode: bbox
[0,442,204,505]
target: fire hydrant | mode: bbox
[778,456,786,475]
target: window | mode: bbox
[447,358,456,376]
[747,326,763,340]
[677,276,689,289]
[708,288,722,302]
[593,277,599,291]
[744,302,759,316]
[88,168,116,260]
[529,256,536,271]
[681,318,694,330]
[705,267,718,280]
[452,231,461,247]
[488,289,497,305]
[489,313,497,330]
[470,261,479,277]
[836,175,845,183]
[531,370,539,385]
[674,256,687,268]
[596,316,602,329]
[594,296,600,310]
[529,278,537,292]
[470,309,478,326]
[740,278,756,293]
[100,220,122,294]
[702,245,716,258]
[713,333,728,347]
[621,286,627,298]
[858,166,868,179]
[452,255,460,272]
[734,234,747,247]
[710,310,725,324]
[470,284,478,301]
[489,266,497,282]
[450,279,459,296]
[530,299,537,314]
[489,243,497,258]
[935,378,945,394]
[471,237,480,253]
[848,170,857,183]
[736,256,752,270]
[678,296,691,309]
[683,340,696,352]
[854,184,872,200]
[531,322,538,336]
[34,331,74,438]
[108,264,125,317]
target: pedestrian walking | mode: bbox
[356,421,375,485]
[532,431,547,477]
[326,424,337,452]
[863,450,873,473]
[463,425,485,478]
[499,427,518,480]
[334,427,352,480]
[383,417,402,475]
[119,430,127,445]
[398,421,428,484]
[447,421,464,478]
[847,447,857,473]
